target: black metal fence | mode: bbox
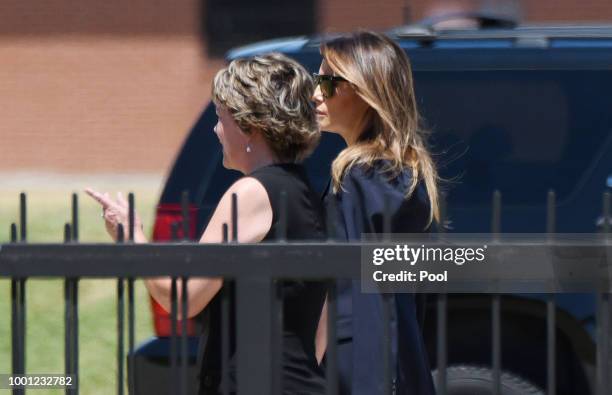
[0,190,610,395]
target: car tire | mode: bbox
[431,365,544,395]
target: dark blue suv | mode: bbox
[132,21,612,395]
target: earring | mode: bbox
[246,143,252,153]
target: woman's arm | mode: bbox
[315,297,328,364]
[86,177,273,318]
[144,177,273,317]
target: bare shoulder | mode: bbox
[222,176,270,210]
[202,177,273,243]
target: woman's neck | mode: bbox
[241,141,279,174]
[244,155,277,174]
[342,112,371,146]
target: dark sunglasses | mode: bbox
[313,73,347,98]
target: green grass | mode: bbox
[0,177,162,394]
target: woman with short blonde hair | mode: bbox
[212,52,320,163]
[88,52,327,395]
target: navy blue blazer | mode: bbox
[323,161,435,395]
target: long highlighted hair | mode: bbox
[322,31,440,225]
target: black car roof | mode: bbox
[227,24,612,59]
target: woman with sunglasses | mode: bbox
[312,31,439,395]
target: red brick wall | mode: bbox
[408,0,612,22]
[318,0,407,32]
[0,36,224,173]
[0,0,197,35]
[0,0,224,174]
[522,0,612,22]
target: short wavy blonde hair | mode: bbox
[212,53,320,163]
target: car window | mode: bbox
[416,69,612,207]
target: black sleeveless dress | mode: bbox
[198,163,327,395]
